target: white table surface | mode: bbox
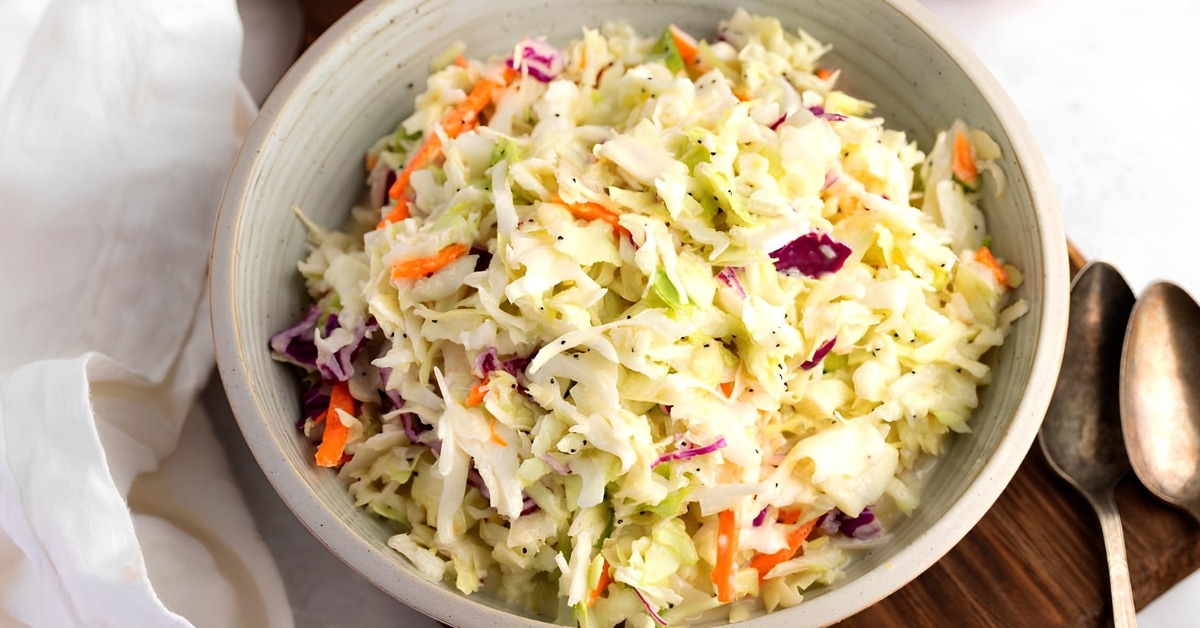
[924,2,1200,626]
[225,0,1200,625]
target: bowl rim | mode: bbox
[209,0,1069,625]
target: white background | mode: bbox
[921,2,1200,625]
[225,0,1200,626]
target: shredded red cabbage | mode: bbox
[470,246,493,272]
[300,380,330,429]
[768,113,788,131]
[801,337,837,370]
[538,452,570,475]
[401,413,433,448]
[468,464,540,515]
[467,466,491,500]
[822,169,839,191]
[369,162,396,213]
[269,305,320,369]
[633,588,668,626]
[840,508,884,539]
[378,365,403,410]
[505,38,564,82]
[808,104,848,122]
[652,437,727,468]
[316,318,379,382]
[474,347,531,380]
[815,511,839,537]
[752,507,769,527]
[716,267,746,298]
[770,232,851,278]
[817,507,885,540]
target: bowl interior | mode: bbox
[212,0,1067,626]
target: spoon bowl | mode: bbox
[1040,261,1137,627]
[1042,261,1136,491]
[1121,281,1200,522]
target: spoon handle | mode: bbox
[1090,491,1137,627]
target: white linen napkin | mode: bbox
[0,0,292,626]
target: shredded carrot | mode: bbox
[379,69,518,227]
[381,201,412,225]
[975,246,1010,286]
[315,381,355,468]
[749,517,818,582]
[379,135,443,226]
[488,418,509,447]
[551,195,629,238]
[815,67,833,80]
[668,24,698,66]
[466,375,491,407]
[390,243,469,281]
[732,88,751,102]
[952,129,978,187]
[365,153,379,172]
[777,508,802,525]
[712,509,738,603]
[720,381,734,398]
[453,55,468,69]
[587,559,613,607]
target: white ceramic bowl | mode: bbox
[211,1,1069,625]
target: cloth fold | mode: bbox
[0,0,294,626]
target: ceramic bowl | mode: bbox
[211,0,1069,625]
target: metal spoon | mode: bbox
[1121,281,1200,522]
[1040,261,1137,627]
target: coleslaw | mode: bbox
[270,9,1026,626]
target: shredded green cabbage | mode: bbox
[281,8,1025,626]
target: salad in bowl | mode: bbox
[267,8,1025,627]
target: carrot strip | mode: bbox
[712,509,738,603]
[749,518,818,581]
[315,381,355,467]
[551,195,629,238]
[379,69,518,227]
[975,246,1010,286]
[815,68,833,80]
[587,559,613,606]
[668,24,698,66]
[379,134,443,227]
[732,88,751,102]
[466,375,490,407]
[777,508,802,525]
[749,523,817,581]
[381,200,413,226]
[720,381,734,398]
[453,55,469,69]
[488,418,508,447]
[386,135,442,202]
[390,243,469,281]
[952,129,978,188]
[442,74,510,137]
[365,153,379,172]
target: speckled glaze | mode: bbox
[210,1,1068,626]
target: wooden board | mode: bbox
[839,242,1200,627]
[295,6,1200,622]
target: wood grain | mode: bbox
[838,242,1200,627]
[296,5,1200,622]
